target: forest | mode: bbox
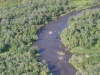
[0,0,100,75]
[61,9,100,75]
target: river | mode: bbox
[35,5,100,75]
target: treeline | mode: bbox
[61,9,100,75]
[0,0,100,75]
[0,47,50,75]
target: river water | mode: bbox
[35,5,100,75]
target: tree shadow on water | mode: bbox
[38,48,45,53]
[47,62,60,75]
[38,48,60,75]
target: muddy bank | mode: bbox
[35,5,100,75]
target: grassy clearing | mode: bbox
[0,0,22,9]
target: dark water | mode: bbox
[35,5,100,75]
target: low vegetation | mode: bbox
[61,9,100,75]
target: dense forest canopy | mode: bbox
[0,0,100,75]
[61,9,100,75]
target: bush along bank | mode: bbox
[61,9,100,75]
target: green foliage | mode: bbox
[61,9,100,48]
[0,0,100,74]
[0,0,23,9]
[61,9,100,75]
[71,0,100,9]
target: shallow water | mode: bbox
[35,5,100,75]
